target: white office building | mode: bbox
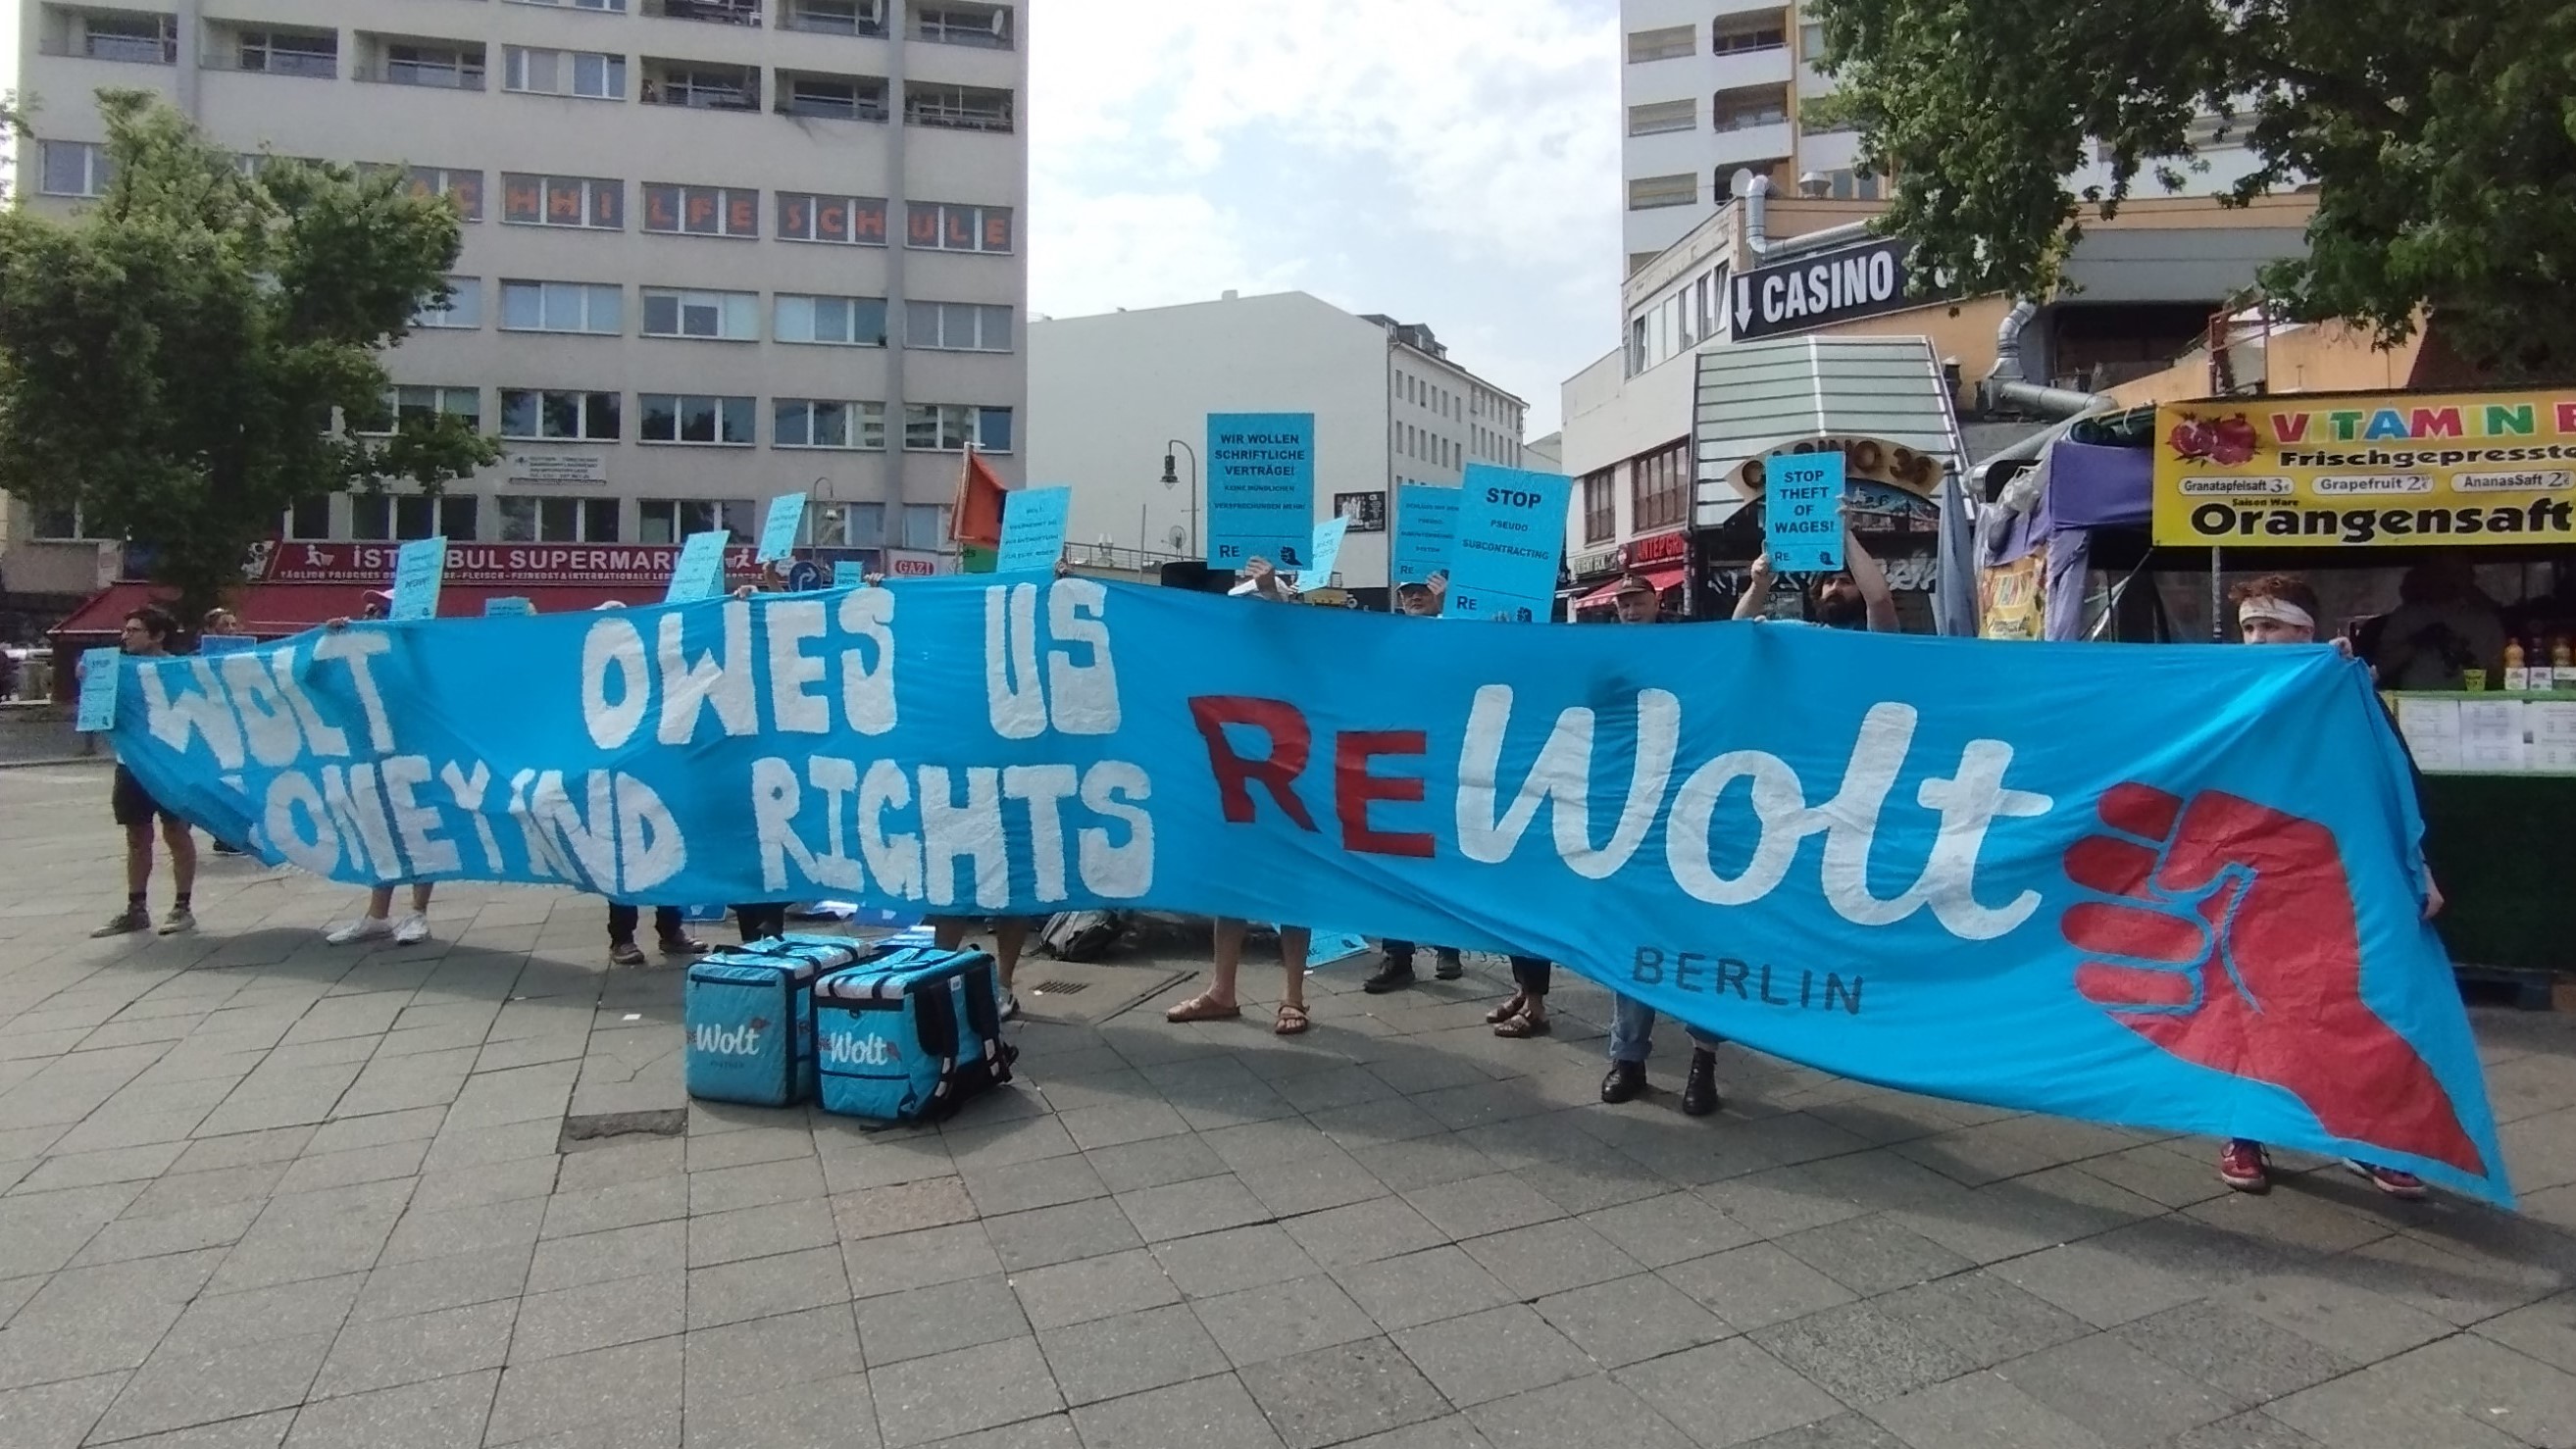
[6,0,1026,610]
[1618,0,2270,275]
[1028,291,1528,594]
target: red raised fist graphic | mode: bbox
[2061,783,2483,1175]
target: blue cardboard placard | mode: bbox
[1766,452,1845,573]
[757,493,807,565]
[75,648,121,732]
[1446,465,1571,623]
[665,530,731,603]
[1205,412,1316,571]
[994,486,1072,575]
[197,634,260,654]
[483,597,536,619]
[1295,516,1350,590]
[833,561,866,589]
[390,536,446,622]
[1392,484,1460,585]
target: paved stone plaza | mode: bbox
[3,762,2575,1449]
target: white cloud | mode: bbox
[1031,0,1623,433]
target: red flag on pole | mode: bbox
[949,445,1009,547]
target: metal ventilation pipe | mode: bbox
[1735,171,1872,261]
[1981,299,2110,418]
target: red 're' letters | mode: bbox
[1336,731,1433,858]
[1187,697,1316,831]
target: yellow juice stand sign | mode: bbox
[2151,389,2576,549]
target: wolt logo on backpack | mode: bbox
[691,1018,766,1056]
[822,1032,899,1068]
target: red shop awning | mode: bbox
[48,581,650,640]
[1572,564,1686,611]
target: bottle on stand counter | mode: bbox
[2552,636,2576,692]
[2503,638,2529,692]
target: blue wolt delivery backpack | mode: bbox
[683,935,874,1108]
[814,947,1016,1124]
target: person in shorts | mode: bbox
[93,607,198,938]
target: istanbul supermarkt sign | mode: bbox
[2153,389,2576,548]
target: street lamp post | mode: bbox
[1161,439,1199,559]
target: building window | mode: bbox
[1712,85,1790,132]
[500,389,621,441]
[1799,21,1826,58]
[237,29,337,78]
[905,201,1013,254]
[640,288,758,340]
[1627,173,1696,210]
[286,496,333,540]
[415,276,482,329]
[1712,15,1788,53]
[914,4,1011,47]
[78,11,177,64]
[407,167,484,221]
[777,192,889,245]
[1582,471,1615,545]
[638,498,752,544]
[352,493,478,542]
[500,280,625,335]
[781,0,885,37]
[774,399,886,450]
[510,0,629,10]
[639,394,755,446]
[1627,25,1693,62]
[810,501,886,548]
[358,385,480,434]
[775,294,888,347]
[30,503,107,541]
[642,183,758,237]
[377,43,485,89]
[645,66,758,111]
[38,140,114,197]
[781,75,887,121]
[903,404,1012,453]
[1630,440,1689,532]
[501,174,625,229]
[503,47,627,100]
[1627,99,1695,136]
[498,496,620,543]
[904,301,1013,352]
[901,504,951,550]
[904,82,1013,132]
[1820,168,1882,200]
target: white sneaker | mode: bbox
[326,916,393,945]
[999,990,1021,1022]
[391,913,430,946]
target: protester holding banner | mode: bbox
[608,906,710,967]
[1368,579,1467,994]
[195,609,253,856]
[327,881,435,947]
[1171,557,1315,1035]
[1735,509,1898,630]
[88,607,198,938]
[2213,574,2436,1201]
[933,918,1032,1021]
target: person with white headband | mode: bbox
[2221,574,2442,1201]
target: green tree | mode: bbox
[0,89,496,621]
[1804,0,2576,378]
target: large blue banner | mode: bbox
[102,581,2510,1204]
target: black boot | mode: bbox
[1600,1061,1646,1104]
[1433,949,1464,980]
[1362,954,1417,995]
[1682,1047,1721,1118]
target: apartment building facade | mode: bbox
[1028,291,1527,597]
[7,0,1026,619]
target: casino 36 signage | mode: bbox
[2154,390,2576,548]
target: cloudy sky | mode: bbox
[1028,1,1624,433]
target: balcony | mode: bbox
[904,81,1012,133]
[642,59,761,110]
[354,38,489,91]
[36,7,177,65]
[1708,41,1793,90]
[643,0,762,24]
[776,70,887,121]
[205,25,338,79]
[778,0,884,37]
[913,2,1011,48]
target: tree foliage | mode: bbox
[1804,0,2576,378]
[0,90,496,618]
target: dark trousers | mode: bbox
[733,905,789,943]
[607,905,685,945]
[1506,955,1553,997]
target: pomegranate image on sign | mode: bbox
[2169,415,2260,466]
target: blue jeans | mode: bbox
[1607,993,1721,1065]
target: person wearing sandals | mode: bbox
[1489,955,1555,1038]
[1167,557,1316,1036]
